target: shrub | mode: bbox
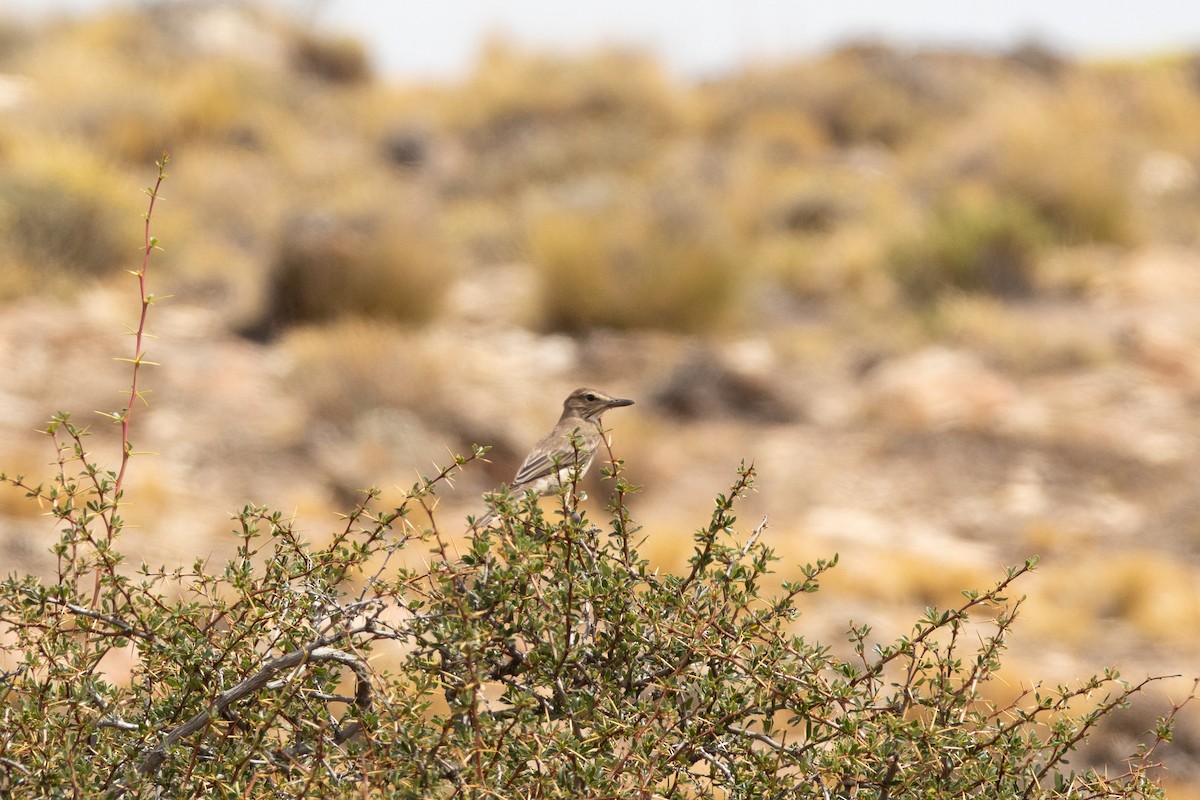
[0,169,129,285]
[248,207,455,338]
[444,41,687,190]
[452,39,683,142]
[889,193,1051,304]
[966,78,1138,246]
[995,148,1135,246]
[704,43,978,152]
[526,183,742,333]
[2,437,1193,797]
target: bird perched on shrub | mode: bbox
[475,387,634,526]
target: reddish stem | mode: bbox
[113,154,168,501]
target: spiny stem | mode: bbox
[113,153,168,503]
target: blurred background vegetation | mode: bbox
[1,3,1200,792]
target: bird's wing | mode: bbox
[511,451,558,487]
[511,427,589,488]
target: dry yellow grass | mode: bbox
[1029,552,1200,644]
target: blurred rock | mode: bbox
[1106,249,1200,393]
[862,346,1018,430]
[444,263,540,329]
[0,74,32,111]
[651,343,800,423]
[289,30,372,83]
[1137,151,1197,197]
[149,2,287,68]
[381,125,432,170]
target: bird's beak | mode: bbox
[607,397,634,408]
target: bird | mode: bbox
[474,387,634,527]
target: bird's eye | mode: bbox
[585,393,596,402]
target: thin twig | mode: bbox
[113,153,169,502]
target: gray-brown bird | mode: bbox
[475,387,634,526]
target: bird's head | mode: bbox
[562,387,635,422]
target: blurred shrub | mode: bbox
[889,194,1050,304]
[724,108,828,164]
[249,208,455,337]
[813,43,957,147]
[768,186,850,234]
[1032,552,1200,645]
[16,11,282,163]
[993,145,1135,246]
[456,39,682,136]
[1102,59,1200,155]
[756,224,894,308]
[289,30,371,83]
[705,43,978,150]
[0,151,132,295]
[165,66,274,151]
[442,198,524,266]
[525,183,742,333]
[80,99,176,164]
[446,41,686,189]
[0,178,119,285]
[0,19,31,69]
[955,80,1138,246]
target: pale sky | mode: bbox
[11,0,1200,78]
[306,1,1200,78]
